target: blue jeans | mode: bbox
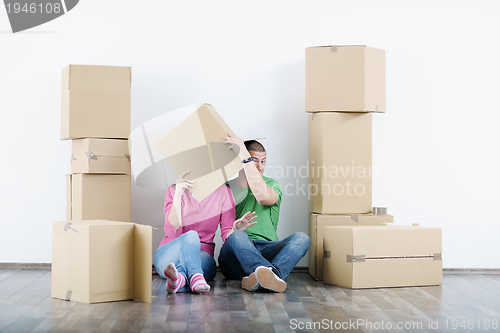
[218,230,310,280]
[154,230,216,293]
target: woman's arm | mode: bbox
[168,171,194,230]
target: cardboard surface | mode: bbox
[155,104,243,201]
[305,45,386,112]
[72,138,130,174]
[323,226,442,288]
[66,174,131,222]
[61,65,131,140]
[308,112,372,214]
[308,213,393,280]
[52,220,152,303]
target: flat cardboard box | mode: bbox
[61,65,131,140]
[323,226,442,289]
[308,112,372,214]
[305,45,385,112]
[309,213,393,280]
[72,138,131,174]
[52,220,152,303]
[155,103,243,201]
[66,174,131,222]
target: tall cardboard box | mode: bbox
[323,226,442,289]
[309,213,393,280]
[305,45,385,112]
[72,138,131,174]
[61,65,131,140]
[155,103,243,202]
[52,220,152,303]
[66,174,131,222]
[309,112,372,214]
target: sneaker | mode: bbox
[255,266,286,293]
[242,272,260,291]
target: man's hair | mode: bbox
[244,140,266,153]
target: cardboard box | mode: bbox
[66,174,131,222]
[155,103,243,201]
[71,138,131,174]
[52,220,152,303]
[305,45,385,112]
[309,213,393,280]
[61,65,131,140]
[323,226,442,289]
[308,112,372,214]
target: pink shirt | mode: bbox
[159,184,236,257]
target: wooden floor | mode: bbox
[1,269,499,333]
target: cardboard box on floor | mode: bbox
[52,220,152,303]
[305,45,385,112]
[323,225,442,289]
[66,174,131,222]
[61,65,131,140]
[155,103,243,202]
[309,213,393,280]
[72,138,131,174]
[308,112,372,214]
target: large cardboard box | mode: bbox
[61,65,131,140]
[308,112,372,214]
[66,174,131,222]
[323,226,442,289]
[52,220,152,303]
[155,103,243,202]
[309,213,393,280]
[72,138,131,174]
[305,45,385,112]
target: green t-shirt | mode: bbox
[227,176,282,241]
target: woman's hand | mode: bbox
[233,211,257,231]
[175,171,194,195]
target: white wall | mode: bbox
[1,0,499,268]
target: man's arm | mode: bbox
[224,134,278,206]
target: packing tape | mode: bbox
[71,154,76,161]
[125,154,131,162]
[323,250,331,258]
[350,214,359,223]
[330,45,338,52]
[433,253,442,261]
[64,223,78,233]
[85,152,97,160]
[65,289,72,301]
[347,255,366,263]
[373,207,387,215]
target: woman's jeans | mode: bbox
[218,230,310,280]
[154,230,216,293]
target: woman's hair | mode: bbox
[244,140,266,153]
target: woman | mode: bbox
[154,171,257,294]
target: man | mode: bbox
[218,134,310,293]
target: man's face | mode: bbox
[249,150,266,176]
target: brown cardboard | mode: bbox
[52,220,152,303]
[305,45,386,112]
[308,112,372,214]
[72,138,131,174]
[155,103,243,201]
[66,174,131,222]
[61,65,131,140]
[323,226,442,289]
[309,213,393,280]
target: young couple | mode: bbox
[153,135,310,294]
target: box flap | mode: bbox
[133,224,153,302]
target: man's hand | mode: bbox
[233,211,257,231]
[223,133,248,159]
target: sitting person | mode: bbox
[218,136,310,293]
[154,171,257,294]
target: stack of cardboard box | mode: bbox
[52,65,152,303]
[305,46,442,288]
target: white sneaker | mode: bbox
[255,266,287,293]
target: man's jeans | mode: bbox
[154,230,216,293]
[218,230,310,280]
